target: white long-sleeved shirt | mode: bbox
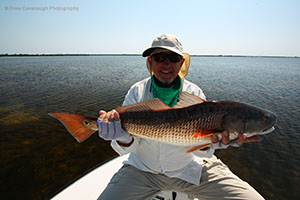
[111,77,215,185]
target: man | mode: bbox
[97,34,264,199]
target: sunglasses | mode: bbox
[151,53,183,63]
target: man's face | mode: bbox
[148,51,184,84]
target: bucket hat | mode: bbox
[143,34,190,79]
[142,34,184,57]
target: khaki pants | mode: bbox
[98,155,264,200]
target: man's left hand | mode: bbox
[211,131,262,149]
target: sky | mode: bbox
[0,0,299,56]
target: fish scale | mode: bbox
[119,104,224,146]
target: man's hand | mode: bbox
[98,109,120,122]
[211,131,262,149]
[235,133,262,146]
[97,110,132,145]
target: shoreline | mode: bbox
[0,53,298,59]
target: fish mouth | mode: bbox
[247,122,276,138]
[263,126,275,134]
[263,119,277,133]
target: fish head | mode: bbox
[244,106,277,137]
[221,102,277,137]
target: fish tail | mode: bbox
[48,113,97,143]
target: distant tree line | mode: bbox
[0,53,298,58]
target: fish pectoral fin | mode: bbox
[174,91,206,108]
[186,143,211,153]
[116,99,171,113]
[192,129,214,139]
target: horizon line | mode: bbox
[0,53,299,58]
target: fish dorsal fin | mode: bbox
[174,91,206,108]
[116,92,205,113]
[116,99,171,114]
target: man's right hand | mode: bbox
[97,110,132,144]
[99,109,120,122]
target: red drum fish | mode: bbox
[49,92,277,152]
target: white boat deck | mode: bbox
[51,154,195,200]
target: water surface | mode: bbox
[0,56,299,199]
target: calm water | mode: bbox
[0,56,299,199]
